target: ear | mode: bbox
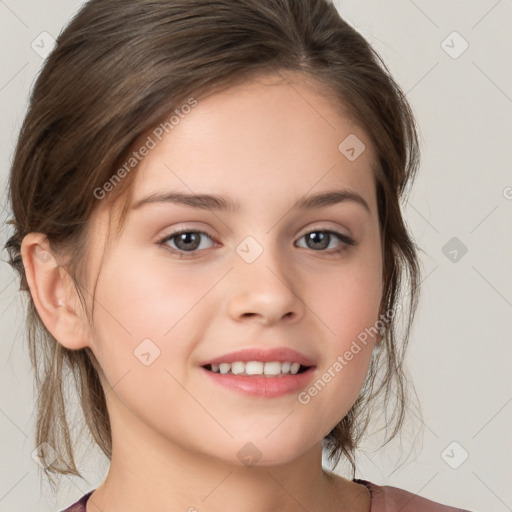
[20,233,91,350]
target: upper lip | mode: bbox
[199,347,316,367]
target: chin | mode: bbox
[221,433,320,468]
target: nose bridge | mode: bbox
[226,234,304,323]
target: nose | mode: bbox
[226,244,305,326]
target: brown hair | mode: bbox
[4,0,421,483]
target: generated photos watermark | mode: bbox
[297,304,401,405]
[93,97,198,200]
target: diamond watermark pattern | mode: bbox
[236,442,263,467]
[31,32,57,59]
[441,441,469,469]
[441,31,469,59]
[338,134,366,161]
[442,236,468,263]
[134,338,161,366]
[236,236,263,264]
[31,442,59,469]
[34,245,52,263]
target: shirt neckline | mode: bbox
[78,481,375,511]
[353,479,375,511]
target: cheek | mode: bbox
[308,253,382,349]
[94,244,221,332]
[86,255,214,437]
[297,264,381,430]
[88,250,217,384]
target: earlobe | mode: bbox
[20,233,91,350]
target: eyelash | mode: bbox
[157,228,356,259]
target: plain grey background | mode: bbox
[0,1,511,511]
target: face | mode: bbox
[82,72,383,466]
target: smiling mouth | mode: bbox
[202,361,311,377]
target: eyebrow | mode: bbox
[131,188,371,215]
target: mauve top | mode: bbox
[60,479,473,511]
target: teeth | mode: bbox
[219,363,230,374]
[245,361,264,375]
[262,361,281,375]
[207,361,306,376]
[231,361,245,374]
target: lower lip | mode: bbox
[200,366,316,398]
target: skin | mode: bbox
[21,71,383,512]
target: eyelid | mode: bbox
[156,223,217,242]
[157,223,356,259]
[298,222,352,239]
[295,227,356,253]
[158,227,218,246]
[158,223,353,244]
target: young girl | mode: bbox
[4,0,475,511]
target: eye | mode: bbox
[158,229,217,257]
[157,227,356,259]
[295,229,356,255]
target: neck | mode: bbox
[86,394,369,512]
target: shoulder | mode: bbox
[354,479,474,512]
[59,490,94,512]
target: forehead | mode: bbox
[129,72,377,213]
[84,73,379,287]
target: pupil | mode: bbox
[177,232,200,251]
[308,232,328,250]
